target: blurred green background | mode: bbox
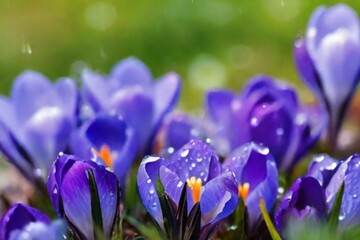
[1,0,360,109]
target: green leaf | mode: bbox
[159,193,178,239]
[259,198,281,240]
[176,184,188,240]
[183,203,201,240]
[125,215,163,240]
[87,169,104,238]
[227,198,246,240]
[328,182,345,231]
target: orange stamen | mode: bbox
[238,183,250,203]
[92,144,113,168]
[186,176,202,203]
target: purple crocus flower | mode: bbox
[137,140,238,231]
[81,57,181,153]
[47,153,120,240]
[309,154,360,227]
[274,176,327,233]
[70,113,137,186]
[294,4,360,147]
[0,203,52,240]
[222,142,278,230]
[206,75,326,171]
[0,71,77,182]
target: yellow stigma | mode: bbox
[92,144,113,168]
[238,182,250,203]
[186,177,203,204]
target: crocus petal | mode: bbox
[223,142,278,229]
[22,107,72,173]
[307,154,339,189]
[152,73,181,143]
[92,164,119,237]
[54,78,78,118]
[0,203,50,240]
[11,71,59,124]
[200,172,238,225]
[159,166,184,205]
[110,57,152,89]
[108,87,154,151]
[60,161,93,239]
[333,155,360,227]
[249,101,293,169]
[0,123,34,181]
[137,156,165,228]
[306,4,360,55]
[206,90,236,124]
[9,220,66,240]
[294,38,322,98]
[315,30,360,117]
[82,70,110,112]
[47,153,78,215]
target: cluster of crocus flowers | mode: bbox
[2,3,360,240]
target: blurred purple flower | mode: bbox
[81,57,181,153]
[0,71,77,182]
[294,4,360,147]
[274,176,327,233]
[8,220,66,240]
[137,140,238,229]
[0,203,62,240]
[154,111,209,157]
[70,113,137,186]
[222,142,278,230]
[47,153,120,240]
[206,75,326,171]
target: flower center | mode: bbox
[186,176,203,204]
[92,144,114,168]
[238,182,250,203]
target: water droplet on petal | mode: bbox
[181,149,189,157]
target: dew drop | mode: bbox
[196,157,203,162]
[177,181,183,188]
[191,163,196,168]
[53,187,58,194]
[250,117,258,127]
[276,128,284,136]
[181,149,190,157]
[353,194,358,199]
[147,179,152,184]
[149,189,155,194]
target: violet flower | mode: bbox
[137,140,238,234]
[274,176,327,233]
[222,142,278,230]
[309,154,360,227]
[206,75,326,171]
[81,57,181,153]
[70,113,137,186]
[0,71,77,182]
[47,153,120,240]
[0,203,65,240]
[294,4,360,147]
